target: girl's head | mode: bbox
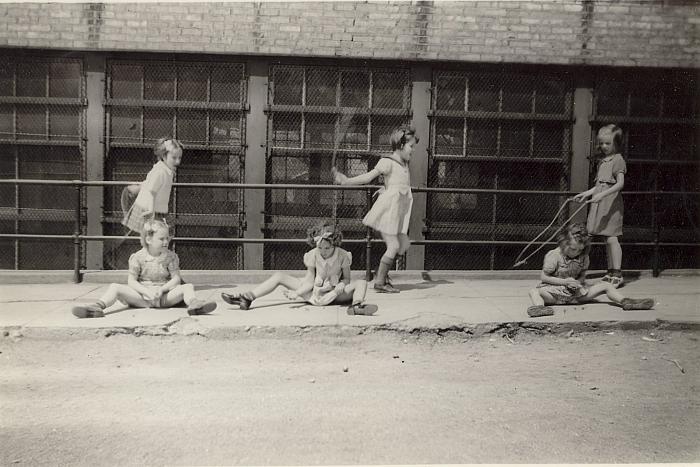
[140,219,171,254]
[154,137,184,170]
[557,223,591,259]
[306,221,343,259]
[597,124,623,157]
[390,127,420,161]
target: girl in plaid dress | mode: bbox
[527,223,654,318]
[122,138,184,234]
[72,219,216,318]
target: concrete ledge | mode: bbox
[1,268,699,285]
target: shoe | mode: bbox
[72,303,105,319]
[187,299,217,316]
[609,275,624,288]
[347,303,378,316]
[221,292,253,310]
[374,283,399,293]
[621,298,654,311]
[601,274,612,284]
[527,305,555,318]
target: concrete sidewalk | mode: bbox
[0,272,698,335]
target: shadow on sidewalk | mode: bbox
[393,279,453,291]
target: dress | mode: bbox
[122,161,173,234]
[302,247,352,305]
[536,247,590,305]
[362,156,413,235]
[587,153,626,237]
[128,248,181,307]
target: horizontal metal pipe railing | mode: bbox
[1,179,698,281]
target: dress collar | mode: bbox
[155,160,174,177]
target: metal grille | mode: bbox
[265,64,412,269]
[0,55,86,269]
[592,69,699,271]
[426,70,573,269]
[103,59,246,269]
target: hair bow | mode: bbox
[313,231,333,246]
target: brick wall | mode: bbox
[0,1,697,67]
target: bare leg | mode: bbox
[397,233,411,255]
[104,283,150,308]
[580,282,624,304]
[606,236,622,270]
[336,280,368,305]
[251,272,302,298]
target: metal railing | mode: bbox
[0,178,698,282]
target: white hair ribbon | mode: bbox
[313,231,333,246]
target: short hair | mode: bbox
[140,219,170,248]
[154,137,184,161]
[390,127,420,151]
[557,223,591,257]
[305,220,343,248]
[598,124,623,153]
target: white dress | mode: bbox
[362,156,413,235]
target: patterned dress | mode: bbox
[128,248,181,307]
[536,247,590,305]
[587,153,626,237]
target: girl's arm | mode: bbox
[334,264,352,294]
[540,270,579,287]
[160,272,181,294]
[127,272,156,299]
[590,173,624,203]
[333,167,382,186]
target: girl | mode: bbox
[527,223,654,318]
[122,137,184,234]
[573,124,626,287]
[72,219,216,318]
[332,127,418,293]
[221,221,376,315]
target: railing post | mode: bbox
[73,181,82,283]
[365,187,372,281]
[652,192,660,277]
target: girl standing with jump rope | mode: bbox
[121,137,184,234]
[72,219,216,318]
[332,127,418,293]
[527,223,654,318]
[573,124,627,287]
[221,221,376,315]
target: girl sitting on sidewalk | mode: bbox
[221,221,376,315]
[527,223,655,317]
[72,219,215,318]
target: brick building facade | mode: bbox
[0,1,697,273]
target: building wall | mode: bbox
[0,1,698,68]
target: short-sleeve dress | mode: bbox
[362,156,413,235]
[587,153,626,237]
[536,247,590,305]
[122,161,174,234]
[128,248,181,307]
[302,247,352,303]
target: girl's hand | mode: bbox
[283,289,300,301]
[334,282,346,296]
[331,167,347,185]
[141,209,154,218]
[573,192,589,203]
[564,278,581,290]
[141,288,158,303]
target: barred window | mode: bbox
[265,64,411,269]
[104,59,247,270]
[427,70,573,270]
[0,56,85,269]
[592,70,699,270]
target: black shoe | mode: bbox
[221,292,253,310]
[187,299,217,316]
[527,305,554,318]
[72,304,105,319]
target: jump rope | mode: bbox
[511,197,591,269]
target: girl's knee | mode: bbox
[606,236,619,246]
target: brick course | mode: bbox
[0,1,697,67]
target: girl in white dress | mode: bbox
[332,127,419,293]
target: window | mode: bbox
[104,59,247,269]
[427,69,573,270]
[265,64,411,269]
[0,56,85,269]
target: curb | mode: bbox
[2,319,698,341]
